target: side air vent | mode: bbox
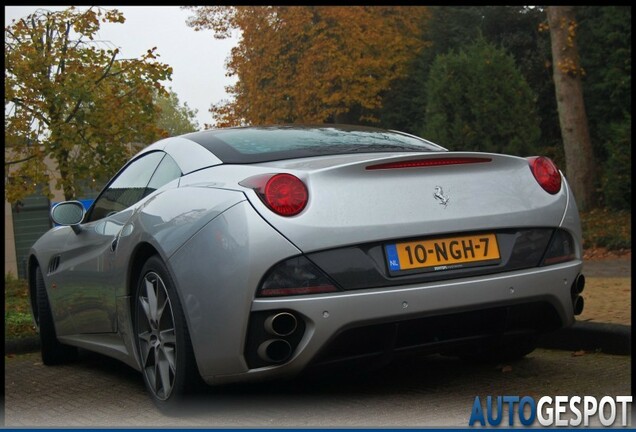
[48,256,61,274]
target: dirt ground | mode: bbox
[578,251,631,326]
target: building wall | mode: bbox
[5,142,141,277]
[5,152,65,278]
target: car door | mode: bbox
[54,151,167,335]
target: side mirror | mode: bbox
[51,201,85,234]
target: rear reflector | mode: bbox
[366,157,491,170]
[260,285,338,297]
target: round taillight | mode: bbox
[528,156,561,194]
[263,174,308,216]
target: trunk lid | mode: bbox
[188,152,569,253]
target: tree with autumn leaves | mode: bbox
[5,6,628,212]
[5,7,173,202]
[186,6,430,127]
[188,6,628,211]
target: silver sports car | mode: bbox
[28,125,585,409]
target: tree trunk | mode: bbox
[57,148,76,201]
[546,6,595,211]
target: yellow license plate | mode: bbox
[386,233,500,272]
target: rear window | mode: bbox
[184,125,444,164]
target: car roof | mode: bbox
[134,124,444,174]
[182,124,444,164]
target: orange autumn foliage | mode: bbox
[186,6,430,127]
[5,7,173,201]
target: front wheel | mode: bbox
[134,256,201,411]
[35,266,78,365]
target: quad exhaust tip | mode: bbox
[573,296,585,316]
[257,339,292,363]
[575,274,585,294]
[571,274,585,315]
[571,274,586,298]
[264,312,298,337]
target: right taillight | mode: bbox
[527,156,561,194]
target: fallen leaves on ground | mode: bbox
[583,247,631,261]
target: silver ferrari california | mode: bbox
[28,125,585,409]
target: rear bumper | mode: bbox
[205,259,582,384]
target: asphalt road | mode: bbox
[4,348,631,427]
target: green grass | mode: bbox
[5,274,37,340]
[3,210,631,340]
[581,209,632,250]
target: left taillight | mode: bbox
[240,173,308,216]
[258,256,340,297]
[527,156,561,194]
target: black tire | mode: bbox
[134,255,202,412]
[35,266,78,365]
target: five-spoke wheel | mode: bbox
[137,270,178,400]
[134,256,200,410]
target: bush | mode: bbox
[422,38,541,156]
[5,274,36,339]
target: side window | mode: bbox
[144,154,182,198]
[87,152,164,222]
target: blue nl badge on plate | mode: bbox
[385,244,400,271]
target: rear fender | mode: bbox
[558,179,583,259]
[167,201,301,380]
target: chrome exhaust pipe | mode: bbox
[571,274,586,298]
[264,312,298,337]
[573,296,584,315]
[257,339,293,363]
[576,274,585,294]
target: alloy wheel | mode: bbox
[137,271,177,400]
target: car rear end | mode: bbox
[174,126,584,384]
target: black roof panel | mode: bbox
[183,124,443,164]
